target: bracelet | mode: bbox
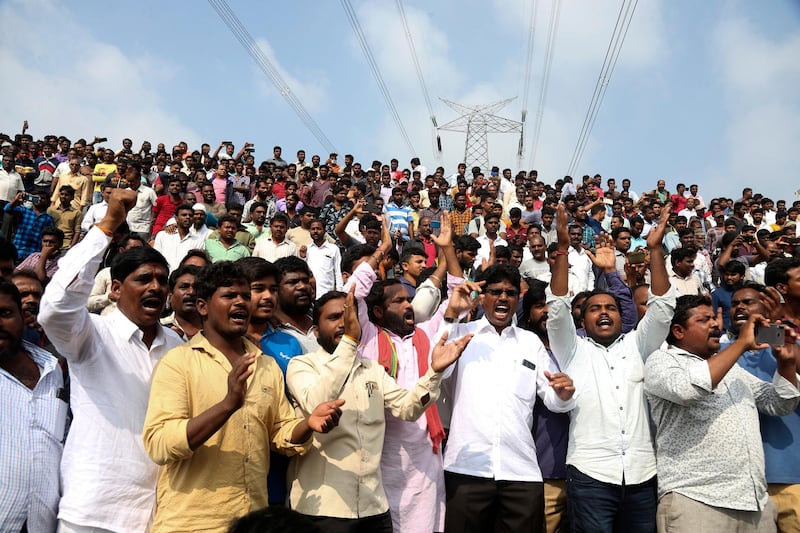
[551,249,568,257]
[429,275,442,285]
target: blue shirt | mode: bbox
[711,286,735,332]
[259,324,305,504]
[4,204,55,260]
[726,338,800,483]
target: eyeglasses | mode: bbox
[484,288,519,298]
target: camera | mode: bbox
[22,193,39,204]
[742,234,754,243]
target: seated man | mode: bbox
[286,289,473,530]
[142,261,346,532]
[16,226,65,283]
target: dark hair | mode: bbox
[365,279,402,323]
[765,257,800,287]
[520,279,548,330]
[195,261,248,302]
[299,205,317,217]
[218,214,238,227]
[59,184,76,196]
[270,212,290,226]
[454,235,480,253]
[400,245,427,264]
[667,294,712,344]
[484,212,501,223]
[274,255,312,281]
[226,506,320,533]
[0,278,22,311]
[476,264,521,291]
[670,246,696,267]
[509,207,522,217]
[312,290,347,325]
[110,246,169,283]
[179,249,211,267]
[494,245,511,261]
[341,244,376,274]
[175,203,194,217]
[722,261,746,276]
[237,256,280,284]
[611,227,631,239]
[168,264,201,291]
[41,226,65,243]
[249,201,267,213]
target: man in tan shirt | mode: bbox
[47,184,83,248]
[286,287,474,530]
[143,261,345,533]
[50,158,92,210]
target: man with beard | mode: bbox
[286,288,474,531]
[521,279,571,532]
[143,261,344,532]
[722,282,800,532]
[547,202,675,533]
[274,256,318,352]
[205,215,251,263]
[344,226,464,533]
[438,266,576,533]
[0,278,68,533]
[39,188,184,532]
[160,265,202,341]
[253,213,297,262]
[645,294,799,532]
[243,201,270,242]
[243,177,277,222]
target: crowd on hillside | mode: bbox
[1,126,800,533]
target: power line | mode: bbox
[340,0,416,155]
[518,0,538,167]
[207,0,337,154]
[529,0,561,168]
[566,0,638,176]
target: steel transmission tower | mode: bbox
[437,97,523,172]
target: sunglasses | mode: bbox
[484,288,519,298]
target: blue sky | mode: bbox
[2,0,799,203]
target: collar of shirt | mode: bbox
[189,332,261,368]
[108,308,170,348]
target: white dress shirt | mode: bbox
[0,168,25,202]
[80,200,108,233]
[126,185,157,234]
[568,246,595,295]
[253,238,298,262]
[306,240,343,298]
[437,317,575,481]
[152,228,205,272]
[546,286,676,485]
[473,235,507,270]
[38,227,183,532]
[0,342,66,533]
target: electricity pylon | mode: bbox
[437,97,523,173]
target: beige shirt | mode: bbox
[51,171,92,209]
[286,336,442,519]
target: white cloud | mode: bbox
[713,17,800,201]
[0,0,201,149]
[250,37,329,114]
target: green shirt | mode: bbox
[205,238,251,263]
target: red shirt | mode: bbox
[152,195,183,235]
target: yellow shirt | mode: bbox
[286,336,442,519]
[92,162,117,192]
[51,171,93,210]
[143,334,310,533]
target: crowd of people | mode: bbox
[1,126,800,533]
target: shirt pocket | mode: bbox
[625,358,644,383]
[513,360,538,402]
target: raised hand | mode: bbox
[343,287,361,342]
[308,399,345,433]
[556,203,570,249]
[431,331,474,372]
[223,352,256,411]
[431,211,453,248]
[545,370,576,401]
[772,326,800,374]
[445,281,484,318]
[646,201,672,249]
[586,233,617,272]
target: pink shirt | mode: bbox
[212,175,228,204]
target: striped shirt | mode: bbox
[0,341,67,533]
[384,202,413,241]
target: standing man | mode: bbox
[306,218,343,298]
[438,266,576,532]
[645,295,799,531]
[39,189,184,532]
[47,184,83,248]
[205,215,251,263]
[142,261,344,532]
[0,279,68,533]
[4,191,55,261]
[384,187,414,242]
[547,203,675,532]
[274,256,319,353]
[153,204,205,272]
[286,289,473,531]
[126,166,158,240]
[253,213,298,261]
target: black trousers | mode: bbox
[445,471,544,533]
[307,510,393,533]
